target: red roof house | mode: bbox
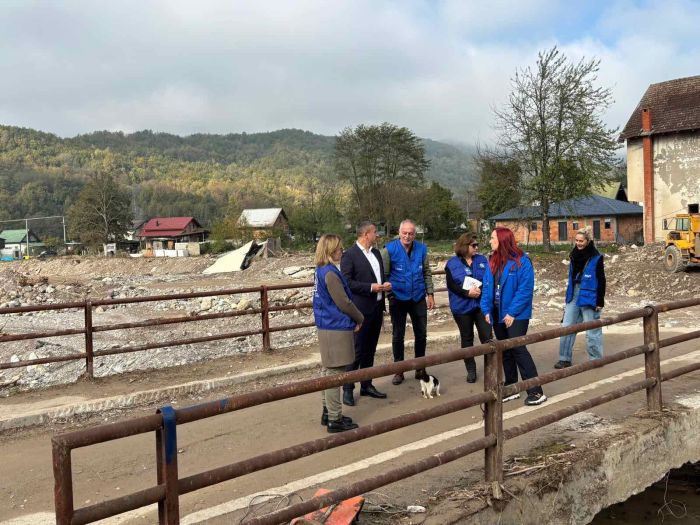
[138,217,209,243]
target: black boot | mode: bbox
[327,417,359,433]
[321,407,353,426]
[465,358,477,383]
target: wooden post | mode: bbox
[643,306,663,411]
[483,342,503,482]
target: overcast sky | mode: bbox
[1,0,699,144]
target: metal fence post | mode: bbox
[643,306,663,410]
[260,286,271,351]
[84,300,94,379]
[483,342,503,482]
[52,437,74,525]
[156,406,180,524]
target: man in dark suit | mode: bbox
[340,221,392,406]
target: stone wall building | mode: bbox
[620,75,700,243]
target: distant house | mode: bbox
[138,217,209,250]
[488,195,643,245]
[125,219,148,241]
[0,229,44,258]
[237,208,289,238]
[620,75,700,242]
[593,181,628,202]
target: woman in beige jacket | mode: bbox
[313,234,364,433]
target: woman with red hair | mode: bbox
[480,227,547,406]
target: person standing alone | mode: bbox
[555,226,606,368]
[340,221,392,406]
[382,219,434,385]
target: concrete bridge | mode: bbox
[1,304,699,524]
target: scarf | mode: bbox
[570,241,598,280]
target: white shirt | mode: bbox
[356,241,382,301]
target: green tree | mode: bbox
[494,47,620,249]
[67,173,132,246]
[417,182,464,239]
[475,152,522,219]
[334,123,429,230]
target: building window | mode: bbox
[572,222,578,230]
[604,218,612,230]
[530,222,538,231]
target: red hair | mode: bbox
[489,227,524,273]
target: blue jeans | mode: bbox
[559,285,603,362]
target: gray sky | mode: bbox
[1,0,699,144]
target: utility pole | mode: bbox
[25,218,29,258]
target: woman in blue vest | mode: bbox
[445,234,492,383]
[313,234,364,433]
[555,226,606,368]
[480,227,547,406]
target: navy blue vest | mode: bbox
[565,254,601,308]
[313,265,357,330]
[386,239,427,302]
[446,254,488,314]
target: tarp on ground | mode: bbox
[202,240,267,274]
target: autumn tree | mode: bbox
[494,47,619,249]
[334,123,429,231]
[67,173,132,246]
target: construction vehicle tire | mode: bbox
[664,245,687,273]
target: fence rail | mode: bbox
[50,297,700,524]
[0,273,449,374]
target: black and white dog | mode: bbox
[416,369,440,399]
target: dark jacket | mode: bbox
[340,242,386,315]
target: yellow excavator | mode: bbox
[663,204,700,272]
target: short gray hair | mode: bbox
[356,221,376,237]
[399,219,416,230]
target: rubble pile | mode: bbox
[0,243,697,394]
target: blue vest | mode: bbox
[565,254,601,308]
[386,239,427,302]
[446,254,488,314]
[313,265,357,331]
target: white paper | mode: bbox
[462,276,482,290]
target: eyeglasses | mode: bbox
[470,243,479,248]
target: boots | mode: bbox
[321,406,353,426]
[465,358,477,383]
[327,417,359,433]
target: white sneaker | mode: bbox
[502,392,520,403]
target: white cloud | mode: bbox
[0,0,699,144]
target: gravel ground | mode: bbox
[0,243,697,394]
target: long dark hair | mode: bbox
[489,227,524,274]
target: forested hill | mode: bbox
[0,125,477,234]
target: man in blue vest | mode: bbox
[381,219,434,385]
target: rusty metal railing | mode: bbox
[0,272,448,378]
[51,297,700,524]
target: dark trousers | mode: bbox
[492,315,543,396]
[344,302,383,391]
[452,310,492,370]
[390,297,427,363]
